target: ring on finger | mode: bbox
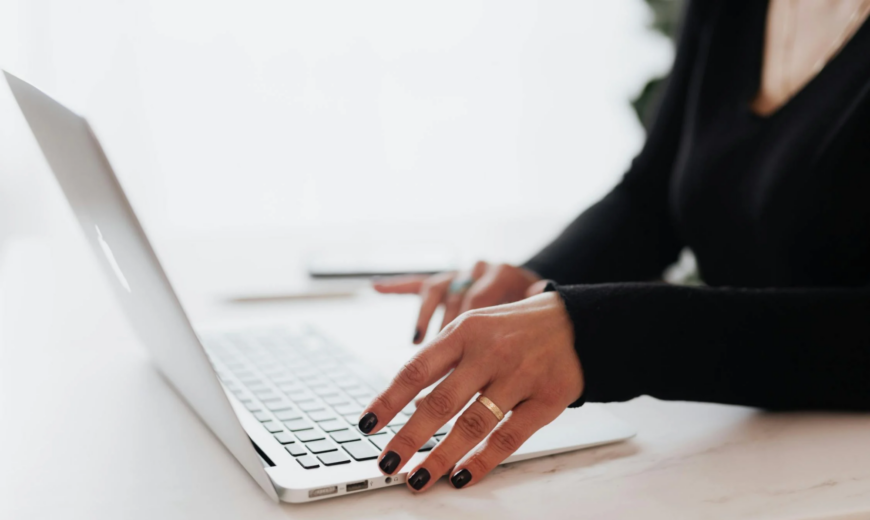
[448,275,475,295]
[476,395,505,422]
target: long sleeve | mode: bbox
[553,282,870,411]
[524,1,712,284]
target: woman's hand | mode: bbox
[357,291,584,492]
[373,261,546,344]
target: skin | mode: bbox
[753,0,870,115]
[366,0,870,493]
[373,261,545,342]
[360,292,583,492]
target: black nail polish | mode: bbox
[413,329,422,343]
[379,451,402,474]
[450,468,472,489]
[408,468,431,490]
[358,412,378,434]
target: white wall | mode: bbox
[0,0,672,257]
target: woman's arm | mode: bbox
[552,282,870,410]
[525,0,713,285]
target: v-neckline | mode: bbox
[747,0,870,120]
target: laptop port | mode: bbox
[346,480,369,492]
[309,486,338,498]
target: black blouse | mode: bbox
[525,0,870,410]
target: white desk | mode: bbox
[3,235,870,520]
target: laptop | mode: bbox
[3,70,636,503]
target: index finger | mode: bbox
[373,275,428,294]
[358,326,466,435]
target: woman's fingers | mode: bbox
[459,269,504,314]
[358,325,467,436]
[374,363,492,476]
[372,275,428,294]
[449,399,561,489]
[406,383,524,492]
[525,279,551,297]
[440,293,464,331]
[441,262,488,330]
[413,272,454,344]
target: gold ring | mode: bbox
[476,395,505,422]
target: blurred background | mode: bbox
[0,0,677,301]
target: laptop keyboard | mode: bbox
[200,328,449,470]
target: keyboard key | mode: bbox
[311,385,339,397]
[324,370,352,380]
[281,386,308,397]
[262,421,283,433]
[295,429,326,442]
[336,380,360,389]
[298,401,325,412]
[401,403,416,416]
[387,416,407,428]
[319,419,348,432]
[286,444,308,457]
[345,387,373,398]
[296,455,320,469]
[316,362,340,372]
[234,371,257,382]
[368,433,394,451]
[243,401,261,412]
[277,382,304,393]
[324,395,349,406]
[317,451,351,466]
[283,418,314,432]
[301,375,328,385]
[354,396,376,407]
[265,400,294,411]
[274,431,295,444]
[418,439,437,452]
[269,375,297,385]
[342,440,379,461]
[356,425,387,437]
[289,392,317,403]
[330,429,361,443]
[273,409,303,421]
[253,389,277,399]
[252,411,271,422]
[305,439,338,454]
[308,410,337,422]
[333,403,363,416]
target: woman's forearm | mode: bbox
[550,282,870,411]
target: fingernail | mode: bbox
[408,468,431,490]
[413,329,422,343]
[379,451,402,474]
[358,412,378,434]
[450,468,472,489]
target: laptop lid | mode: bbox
[3,70,279,502]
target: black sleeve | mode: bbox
[551,282,870,411]
[524,1,711,284]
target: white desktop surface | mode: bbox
[3,235,870,520]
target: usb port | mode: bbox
[346,480,369,492]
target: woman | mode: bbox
[359,0,870,493]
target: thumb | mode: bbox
[525,279,552,298]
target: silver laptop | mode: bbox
[3,70,635,503]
